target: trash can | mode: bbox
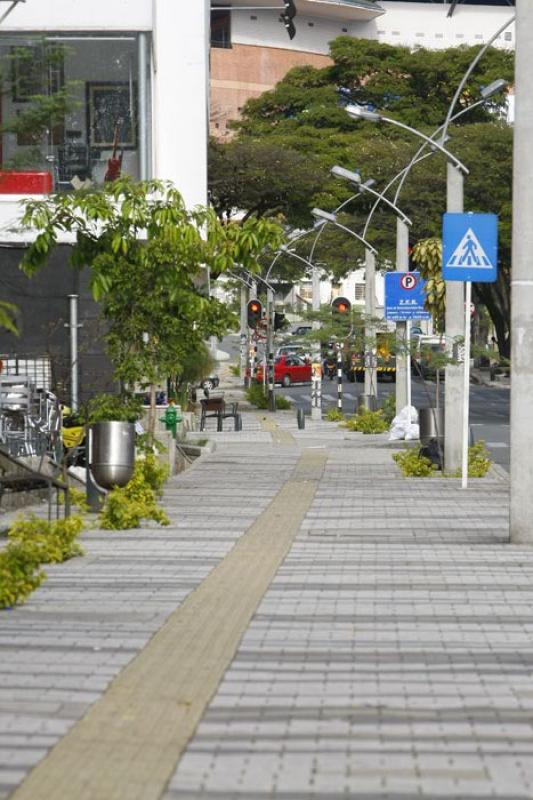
[88,421,135,489]
[418,408,444,446]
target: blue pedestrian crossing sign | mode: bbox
[442,212,498,282]
[384,271,431,321]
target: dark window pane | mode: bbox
[211,9,232,49]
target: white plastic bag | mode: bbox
[405,423,420,441]
[389,425,405,441]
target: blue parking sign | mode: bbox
[384,272,431,321]
[442,213,498,282]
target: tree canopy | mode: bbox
[208,37,514,353]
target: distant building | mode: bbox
[210,0,515,138]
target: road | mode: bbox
[277,376,510,469]
[219,334,510,469]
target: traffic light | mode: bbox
[274,311,286,331]
[280,0,297,40]
[247,299,263,329]
[331,296,351,315]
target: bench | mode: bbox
[199,395,239,432]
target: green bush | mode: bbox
[344,408,388,434]
[84,393,143,424]
[380,393,396,425]
[0,542,45,609]
[325,408,344,422]
[8,514,85,563]
[393,449,437,477]
[246,384,292,410]
[99,459,170,530]
[229,364,240,377]
[449,440,492,478]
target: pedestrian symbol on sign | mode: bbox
[446,227,492,269]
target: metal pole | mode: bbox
[267,287,276,411]
[395,218,409,413]
[364,248,377,402]
[444,163,465,472]
[138,32,149,180]
[311,264,322,420]
[510,0,533,543]
[337,344,343,412]
[461,282,472,489]
[68,294,79,412]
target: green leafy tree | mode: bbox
[210,37,513,351]
[20,178,284,434]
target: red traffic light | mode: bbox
[331,296,352,314]
[247,299,263,329]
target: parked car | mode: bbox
[200,375,220,392]
[290,324,312,336]
[256,355,312,387]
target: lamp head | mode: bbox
[480,78,508,100]
[360,178,377,190]
[331,165,361,185]
[346,104,381,122]
[311,208,337,224]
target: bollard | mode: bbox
[297,408,305,429]
[234,413,242,431]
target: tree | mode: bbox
[21,178,284,434]
[209,37,514,352]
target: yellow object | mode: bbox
[62,426,85,449]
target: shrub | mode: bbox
[393,449,437,477]
[84,393,143,424]
[8,514,85,563]
[344,408,388,434]
[0,542,45,609]
[325,408,344,422]
[246,384,292,410]
[229,364,240,377]
[99,459,170,530]
[380,393,396,425]
[449,440,492,478]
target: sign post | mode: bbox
[442,212,498,489]
[385,271,431,422]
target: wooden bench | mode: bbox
[199,395,239,432]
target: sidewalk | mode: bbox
[2,410,531,800]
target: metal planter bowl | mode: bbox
[88,421,135,489]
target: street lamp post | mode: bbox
[331,166,412,408]
[510,1,533,543]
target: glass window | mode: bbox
[0,34,149,190]
[211,8,232,49]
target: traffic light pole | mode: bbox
[240,285,249,385]
[364,249,377,405]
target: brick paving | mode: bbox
[3,410,532,799]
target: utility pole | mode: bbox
[311,264,322,420]
[395,218,409,412]
[364,248,377,406]
[510,0,533,543]
[444,163,464,472]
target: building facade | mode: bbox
[210,0,515,139]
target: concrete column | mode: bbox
[395,218,409,412]
[152,0,209,207]
[137,32,150,181]
[510,0,533,543]
[444,163,465,472]
[364,248,377,401]
[311,265,322,419]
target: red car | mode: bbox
[256,355,312,387]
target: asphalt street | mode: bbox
[219,334,510,469]
[277,377,510,468]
